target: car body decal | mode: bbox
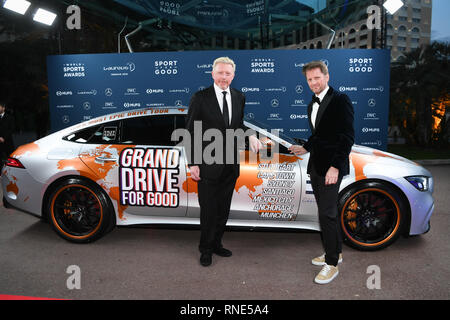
[11,142,41,158]
[119,147,180,208]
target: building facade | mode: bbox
[386,0,432,60]
[282,0,432,61]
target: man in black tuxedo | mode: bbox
[186,57,261,267]
[0,102,15,164]
[289,61,354,284]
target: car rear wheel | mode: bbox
[339,181,406,251]
[47,178,115,243]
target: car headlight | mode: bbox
[405,176,429,192]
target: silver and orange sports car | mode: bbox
[1,108,434,250]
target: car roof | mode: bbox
[59,107,188,135]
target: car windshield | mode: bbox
[243,116,301,147]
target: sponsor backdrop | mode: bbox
[47,49,390,150]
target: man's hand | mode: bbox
[288,145,307,157]
[0,137,4,143]
[325,166,339,185]
[249,135,262,153]
[190,165,201,181]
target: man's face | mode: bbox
[212,62,235,90]
[305,67,329,95]
[0,105,5,114]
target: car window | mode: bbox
[64,121,120,144]
[64,125,101,143]
[120,115,177,146]
[175,115,185,129]
[90,123,120,144]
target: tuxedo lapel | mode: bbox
[314,87,334,129]
[307,101,314,133]
[230,88,240,128]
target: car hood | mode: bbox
[349,144,432,180]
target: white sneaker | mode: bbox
[314,264,339,284]
[311,253,343,266]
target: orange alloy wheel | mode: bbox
[340,186,402,250]
[50,184,104,241]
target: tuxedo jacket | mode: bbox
[185,85,246,179]
[303,86,354,177]
[0,113,15,154]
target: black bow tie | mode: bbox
[312,96,321,105]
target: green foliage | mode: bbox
[390,42,450,147]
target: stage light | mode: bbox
[3,0,31,15]
[383,0,404,15]
[33,8,57,25]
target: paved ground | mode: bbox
[1,165,449,301]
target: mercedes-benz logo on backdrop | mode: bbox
[62,115,70,124]
[295,85,304,94]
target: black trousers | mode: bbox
[309,164,343,266]
[197,165,237,254]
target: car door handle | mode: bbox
[95,156,118,162]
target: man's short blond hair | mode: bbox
[213,57,236,72]
[302,60,329,76]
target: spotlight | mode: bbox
[383,0,404,15]
[33,8,57,26]
[3,0,31,15]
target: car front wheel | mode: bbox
[339,181,407,251]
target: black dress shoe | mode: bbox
[200,253,212,266]
[213,247,232,257]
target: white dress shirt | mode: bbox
[310,86,329,129]
[213,83,232,125]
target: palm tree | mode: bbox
[390,42,450,147]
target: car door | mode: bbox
[228,129,303,222]
[79,114,188,220]
[182,123,304,222]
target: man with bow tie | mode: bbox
[289,61,354,284]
